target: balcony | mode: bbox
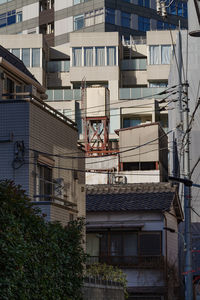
[87,255,164,269]
[119,87,166,100]
[120,59,147,71]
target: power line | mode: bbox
[28,127,176,160]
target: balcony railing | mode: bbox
[87,255,164,269]
[46,89,81,101]
[121,59,147,71]
[47,60,70,73]
[119,87,166,100]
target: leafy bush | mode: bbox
[0,180,86,300]
[86,263,128,298]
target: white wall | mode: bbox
[55,0,73,11]
[23,3,39,21]
[55,17,73,36]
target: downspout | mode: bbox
[163,212,168,292]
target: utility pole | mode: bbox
[182,81,193,300]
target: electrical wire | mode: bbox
[28,127,176,160]
[48,88,180,120]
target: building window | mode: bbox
[84,47,93,66]
[149,45,172,65]
[0,9,22,28]
[87,231,162,265]
[74,14,84,30]
[149,45,159,64]
[121,12,131,28]
[16,11,22,23]
[123,118,141,128]
[107,47,116,66]
[138,0,150,8]
[72,47,82,67]
[138,16,150,31]
[157,21,176,30]
[161,45,171,64]
[22,48,30,67]
[105,8,115,25]
[139,232,161,256]
[95,47,105,66]
[149,82,168,87]
[73,0,84,4]
[32,48,40,67]
[11,48,20,59]
[38,164,53,201]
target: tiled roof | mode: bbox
[86,183,177,212]
[0,45,39,83]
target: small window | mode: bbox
[38,164,53,201]
[32,48,40,67]
[121,12,131,28]
[12,48,20,59]
[84,47,93,66]
[105,8,115,25]
[138,16,150,32]
[139,232,161,256]
[107,47,116,66]
[95,47,105,66]
[22,48,30,67]
[16,11,22,23]
[74,14,84,30]
[72,47,82,67]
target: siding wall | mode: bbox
[0,100,30,193]
[0,99,85,223]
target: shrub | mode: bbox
[0,180,86,300]
[86,263,128,298]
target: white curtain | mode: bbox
[84,47,93,66]
[95,47,105,66]
[73,48,82,67]
[107,47,116,66]
[149,45,159,64]
[161,45,171,64]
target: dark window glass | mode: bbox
[138,16,150,31]
[121,12,131,28]
[38,164,53,201]
[139,233,161,255]
[105,8,115,24]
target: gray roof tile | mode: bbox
[86,183,176,212]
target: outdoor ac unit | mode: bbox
[114,175,127,184]
[54,178,65,199]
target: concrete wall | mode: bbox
[118,123,160,163]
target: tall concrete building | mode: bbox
[0,0,187,46]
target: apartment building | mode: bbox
[0,45,85,225]
[0,0,187,46]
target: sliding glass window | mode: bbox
[95,47,105,66]
[84,47,93,66]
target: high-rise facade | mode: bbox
[0,0,187,46]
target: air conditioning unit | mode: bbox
[54,178,64,199]
[114,175,127,184]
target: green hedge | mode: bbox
[0,181,86,300]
